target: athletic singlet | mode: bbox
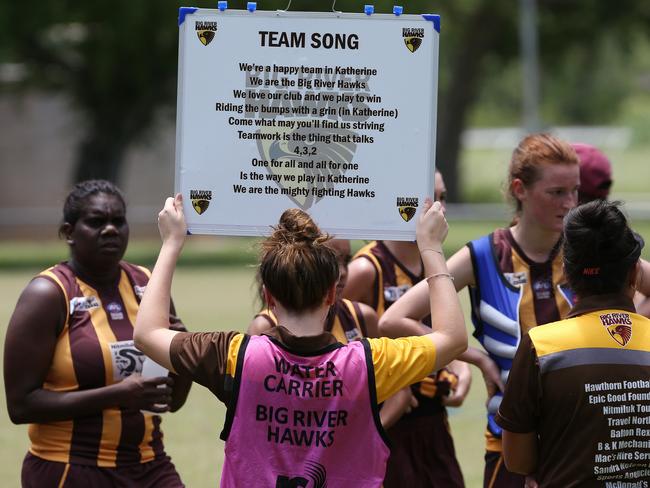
[353,241,423,317]
[468,228,574,451]
[353,241,451,414]
[256,298,367,344]
[29,262,167,467]
[220,335,390,487]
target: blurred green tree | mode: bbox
[2,0,648,198]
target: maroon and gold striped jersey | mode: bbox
[352,241,423,318]
[256,298,367,344]
[492,228,570,333]
[29,262,167,467]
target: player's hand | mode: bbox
[117,374,173,413]
[442,362,471,407]
[416,198,448,252]
[478,354,504,401]
[158,194,186,249]
[524,475,539,488]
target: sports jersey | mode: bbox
[169,326,438,486]
[352,241,463,487]
[30,262,167,467]
[256,298,367,344]
[467,228,574,452]
[353,241,423,317]
[496,294,650,487]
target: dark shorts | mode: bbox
[21,452,185,488]
[483,450,525,488]
[383,411,464,488]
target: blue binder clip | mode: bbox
[393,5,403,16]
[364,5,374,15]
[247,2,257,12]
[218,1,228,11]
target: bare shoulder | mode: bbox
[342,257,378,303]
[13,276,66,322]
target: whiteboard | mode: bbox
[175,8,440,240]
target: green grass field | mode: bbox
[0,232,494,487]
[1,216,649,486]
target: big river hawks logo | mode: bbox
[403,27,424,53]
[396,197,418,222]
[600,312,633,347]
[196,21,217,46]
[190,189,212,215]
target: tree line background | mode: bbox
[1,0,649,200]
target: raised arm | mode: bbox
[4,278,172,424]
[379,244,475,338]
[416,199,468,369]
[134,194,186,372]
[167,303,192,412]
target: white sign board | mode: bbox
[175,8,439,239]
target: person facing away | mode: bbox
[379,133,581,488]
[4,179,191,488]
[497,200,650,487]
[343,169,468,487]
[571,142,650,319]
[248,238,380,343]
[133,194,467,487]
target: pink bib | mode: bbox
[220,335,389,487]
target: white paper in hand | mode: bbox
[141,356,168,378]
[140,356,169,414]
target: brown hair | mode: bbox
[508,133,579,213]
[260,209,339,312]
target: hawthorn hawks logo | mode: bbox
[190,189,212,215]
[196,21,217,46]
[403,27,424,53]
[256,122,357,210]
[397,197,418,222]
[600,312,633,347]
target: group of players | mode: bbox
[5,132,650,487]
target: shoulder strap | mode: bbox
[220,334,252,441]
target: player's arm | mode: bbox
[4,279,172,424]
[135,195,186,372]
[634,258,650,317]
[457,346,505,397]
[417,200,467,370]
[167,300,192,412]
[448,247,505,395]
[341,257,377,307]
[496,335,540,475]
[379,245,475,339]
[502,431,538,475]
[442,359,471,407]
[379,387,418,429]
[358,302,379,338]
